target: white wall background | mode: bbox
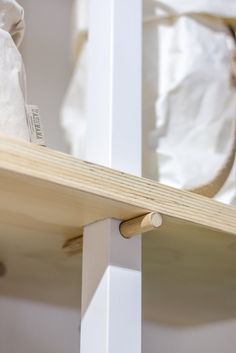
[0,1,235,352]
[143,320,236,353]
[0,297,80,353]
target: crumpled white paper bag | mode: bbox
[61,0,88,157]
[61,0,236,205]
[143,13,236,204]
[0,0,29,141]
[61,41,88,157]
[143,0,236,203]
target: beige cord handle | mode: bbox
[189,127,236,198]
[193,27,236,197]
[190,26,236,198]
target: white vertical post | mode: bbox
[80,1,142,353]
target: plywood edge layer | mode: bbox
[0,134,235,235]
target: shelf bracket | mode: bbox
[63,212,162,254]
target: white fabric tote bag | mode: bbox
[0,0,29,140]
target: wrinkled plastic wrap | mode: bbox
[0,0,29,140]
[61,0,236,205]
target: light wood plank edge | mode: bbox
[0,134,235,235]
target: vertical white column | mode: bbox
[80,1,142,353]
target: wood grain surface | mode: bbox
[0,134,235,325]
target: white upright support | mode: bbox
[80,1,142,353]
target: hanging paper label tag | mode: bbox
[26,105,46,145]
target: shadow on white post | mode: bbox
[80,1,142,352]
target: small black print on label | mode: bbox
[26,105,45,145]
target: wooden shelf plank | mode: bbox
[0,135,235,326]
[0,134,235,236]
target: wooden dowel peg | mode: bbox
[119,212,163,239]
[0,262,6,277]
[63,212,162,254]
[63,235,83,254]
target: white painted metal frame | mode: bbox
[80,1,142,353]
